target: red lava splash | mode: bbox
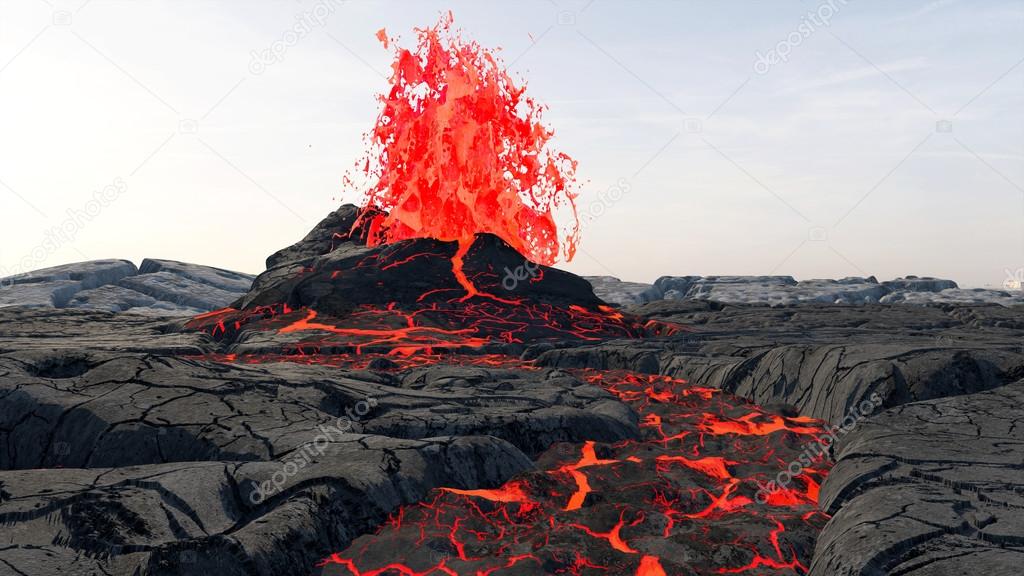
[348,12,580,268]
[313,367,832,575]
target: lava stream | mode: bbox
[317,368,832,575]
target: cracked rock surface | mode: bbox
[532,300,1024,424]
[587,274,1024,307]
[809,379,1024,576]
[0,258,254,316]
[0,337,636,575]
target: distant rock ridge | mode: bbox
[0,258,254,315]
[586,274,1024,307]
[4,256,1021,315]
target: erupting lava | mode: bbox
[184,14,834,576]
[348,12,580,268]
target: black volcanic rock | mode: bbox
[586,273,1024,307]
[264,204,362,270]
[810,380,1024,575]
[238,232,602,313]
[533,301,1024,424]
[0,258,253,314]
[0,346,637,575]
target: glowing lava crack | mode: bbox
[316,370,830,576]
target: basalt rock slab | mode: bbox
[139,258,256,293]
[808,379,1024,576]
[0,307,211,355]
[880,286,1024,306]
[0,436,532,576]
[0,259,138,308]
[0,258,254,315]
[583,275,662,305]
[585,273,1024,308]
[0,345,637,575]
[532,301,1024,424]
[0,352,637,469]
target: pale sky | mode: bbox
[1,0,1022,287]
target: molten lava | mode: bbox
[349,12,580,267]
[316,368,831,575]
[185,14,835,575]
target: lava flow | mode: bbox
[316,366,831,576]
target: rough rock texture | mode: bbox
[532,300,1024,424]
[118,271,244,312]
[881,286,1024,306]
[587,273,1024,308]
[0,259,254,315]
[880,275,959,292]
[0,308,210,355]
[264,204,361,270]
[656,275,799,302]
[0,341,636,575]
[582,275,661,305]
[0,436,529,576]
[0,259,138,308]
[809,380,1024,575]
[4,296,1021,574]
[139,258,256,293]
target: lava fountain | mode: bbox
[185,13,832,576]
[347,12,580,293]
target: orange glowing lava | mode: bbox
[313,369,832,575]
[349,12,580,266]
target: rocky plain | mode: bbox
[1,206,1022,575]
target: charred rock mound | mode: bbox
[186,205,672,357]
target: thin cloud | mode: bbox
[781,57,930,94]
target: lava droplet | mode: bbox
[348,12,580,266]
